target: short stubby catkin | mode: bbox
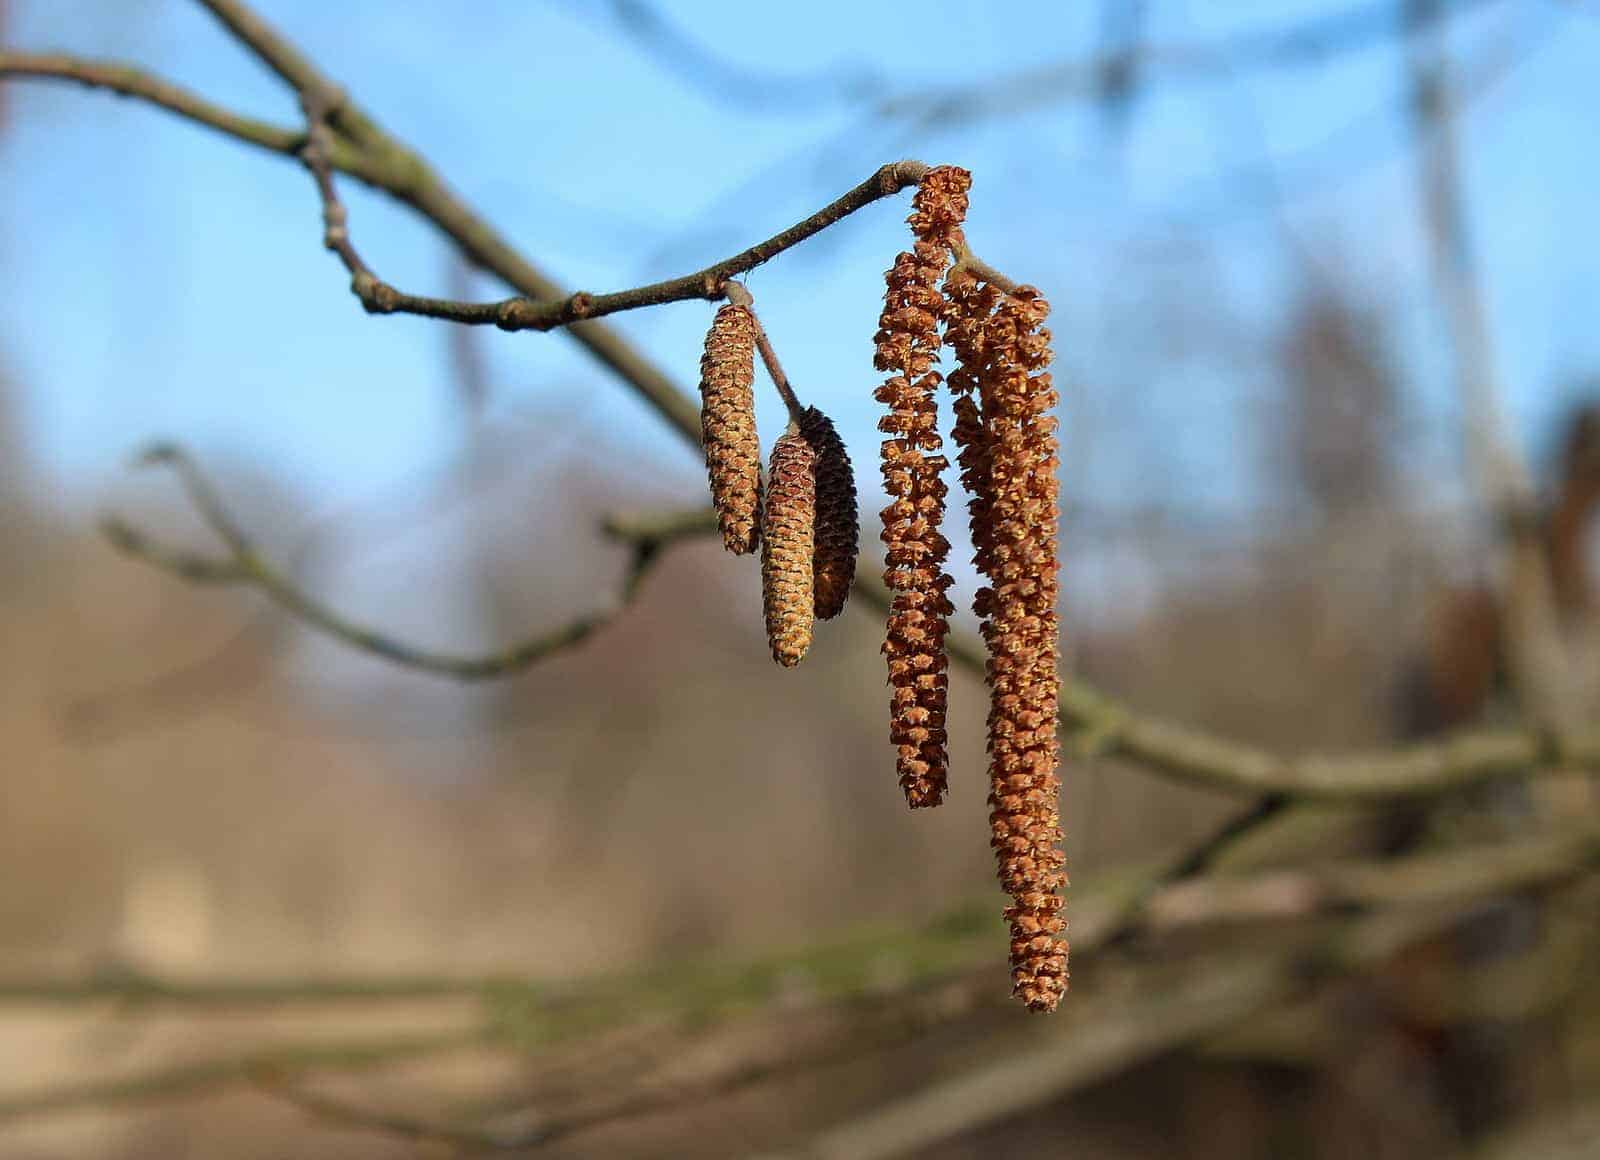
[876,166,971,809]
[762,423,817,667]
[975,286,1067,1013]
[699,304,762,555]
[799,407,858,620]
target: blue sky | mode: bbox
[2,0,1596,554]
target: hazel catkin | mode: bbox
[699,304,762,555]
[972,286,1068,1013]
[876,166,971,809]
[799,406,858,620]
[762,422,817,667]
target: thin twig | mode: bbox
[257,1073,525,1151]
[101,447,707,679]
[722,282,806,423]
[0,1029,487,1126]
[601,0,1497,120]
[307,158,931,331]
[952,244,1020,296]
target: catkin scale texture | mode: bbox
[877,166,971,809]
[699,304,763,555]
[970,286,1067,1013]
[762,425,817,667]
[800,407,859,620]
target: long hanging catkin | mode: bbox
[876,165,970,809]
[944,266,1002,580]
[762,422,817,667]
[973,286,1067,1013]
[699,304,762,555]
[799,406,858,620]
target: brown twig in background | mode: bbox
[599,0,1499,121]
[100,445,710,679]
[0,1029,487,1127]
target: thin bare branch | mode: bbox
[0,50,386,182]
[257,1073,527,1151]
[1146,824,1600,931]
[870,0,1499,128]
[294,152,932,332]
[101,447,705,680]
[0,1029,486,1127]
[600,0,1497,121]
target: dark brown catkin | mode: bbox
[699,304,762,555]
[975,287,1067,1013]
[762,423,817,667]
[876,165,970,809]
[799,407,858,620]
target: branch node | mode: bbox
[350,272,390,312]
[565,291,595,323]
[494,299,530,331]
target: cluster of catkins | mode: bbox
[695,166,1066,1012]
[878,166,1067,1012]
[698,304,859,666]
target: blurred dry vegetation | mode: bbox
[4,1,1600,1158]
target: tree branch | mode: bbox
[101,446,706,679]
[0,46,917,440]
[1144,824,1600,931]
[0,1029,486,1127]
[601,0,1497,120]
[0,51,387,182]
[295,130,930,333]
